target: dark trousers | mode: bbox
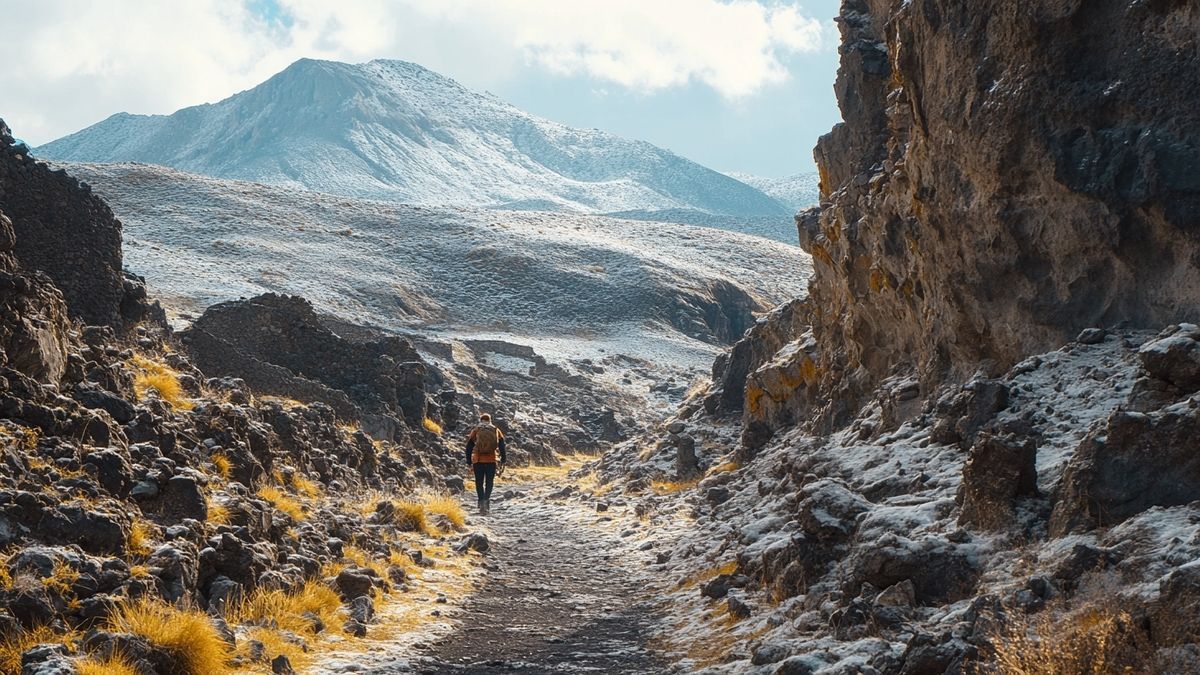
[473,462,496,501]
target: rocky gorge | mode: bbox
[2,0,1199,673]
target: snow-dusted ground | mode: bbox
[38,59,786,217]
[581,329,1200,672]
[65,161,810,434]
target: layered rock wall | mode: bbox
[796,0,1200,426]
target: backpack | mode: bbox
[473,423,499,462]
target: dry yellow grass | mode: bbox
[131,355,193,410]
[985,605,1150,674]
[394,500,430,534]
[422,417,444,435]
[680,561,739,589]
[341,545,390,584]
[237,627,308,670]
[207,498,231,526]
[289,472,323,499]
[256,485,306,521]
[42,560,79,595]
[76,651,138,675]
[0,625,78,674]
[128,518,154,556]
[107,598,230,674]
[707,460,740,475]
[423,493,465,530]
[129,564,152,579]
[211,453,232,479]
[231,580,342,638]
[652,477,701,494]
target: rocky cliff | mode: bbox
[793,0,1200,428]
[0,120,155,330]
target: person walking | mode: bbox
[466,413,506,514]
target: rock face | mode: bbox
[181,294,431,431]
[793,0,1200,428]
[0,120,131,328]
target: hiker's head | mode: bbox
[480,413,492,423]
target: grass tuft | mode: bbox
[210,453,232,479]
[257,485,306,521]
[289,472,323,499]
[0,625,78,674]
[207,498,231,526]
[422,417,444,435]
[131,355,193,411]
[42,560,80,596]
[107,598,230,674]
[423,493,466,530]
[652,477,701,494]
[231,580,342,638]
[128,518,154,556]
[76,651,138,675]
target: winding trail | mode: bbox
[374,475,667,674]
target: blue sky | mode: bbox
[2,0,841,177]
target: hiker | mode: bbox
[466,413,506,514]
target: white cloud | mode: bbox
[0,0,834,144]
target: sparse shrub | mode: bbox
[129,565,152,579]
[0,625,78,674]
[983,605,1151,674]
[107,598,230,674]
[423,493,465,530]
[131,355,193,410]
[422,417,443,435]
[76,651,138,675]
[257,485,306,521]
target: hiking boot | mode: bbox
[481,499,491,515]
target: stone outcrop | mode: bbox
[0,119,134,328]
[1051,326,1200,535]
[789,0,1200,428]
[180,294,431,433]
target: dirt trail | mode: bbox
[368,474,667,674]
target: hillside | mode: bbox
[725,171,821,213]
[37,58,787,217]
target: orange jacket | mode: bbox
[466,424,506,464]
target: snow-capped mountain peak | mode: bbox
[38,58,786,216]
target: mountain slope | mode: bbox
[59,162,809,366]
[38,58,786,216]
[725,171,820,212]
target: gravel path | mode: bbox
[370,481,667,674]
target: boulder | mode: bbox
[1138,327,1200,392]
[1050,404,1200,535]
[957,432,1038,530]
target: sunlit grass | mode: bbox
[423,493,465,530]
[652,477,701,494]
[107,598,230,674]
[422,417,443,435]
[257,485,306,521]
[76,651,138,675]
[0,625,78,674]
[131,354,193,410]
[128,518,154,556]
